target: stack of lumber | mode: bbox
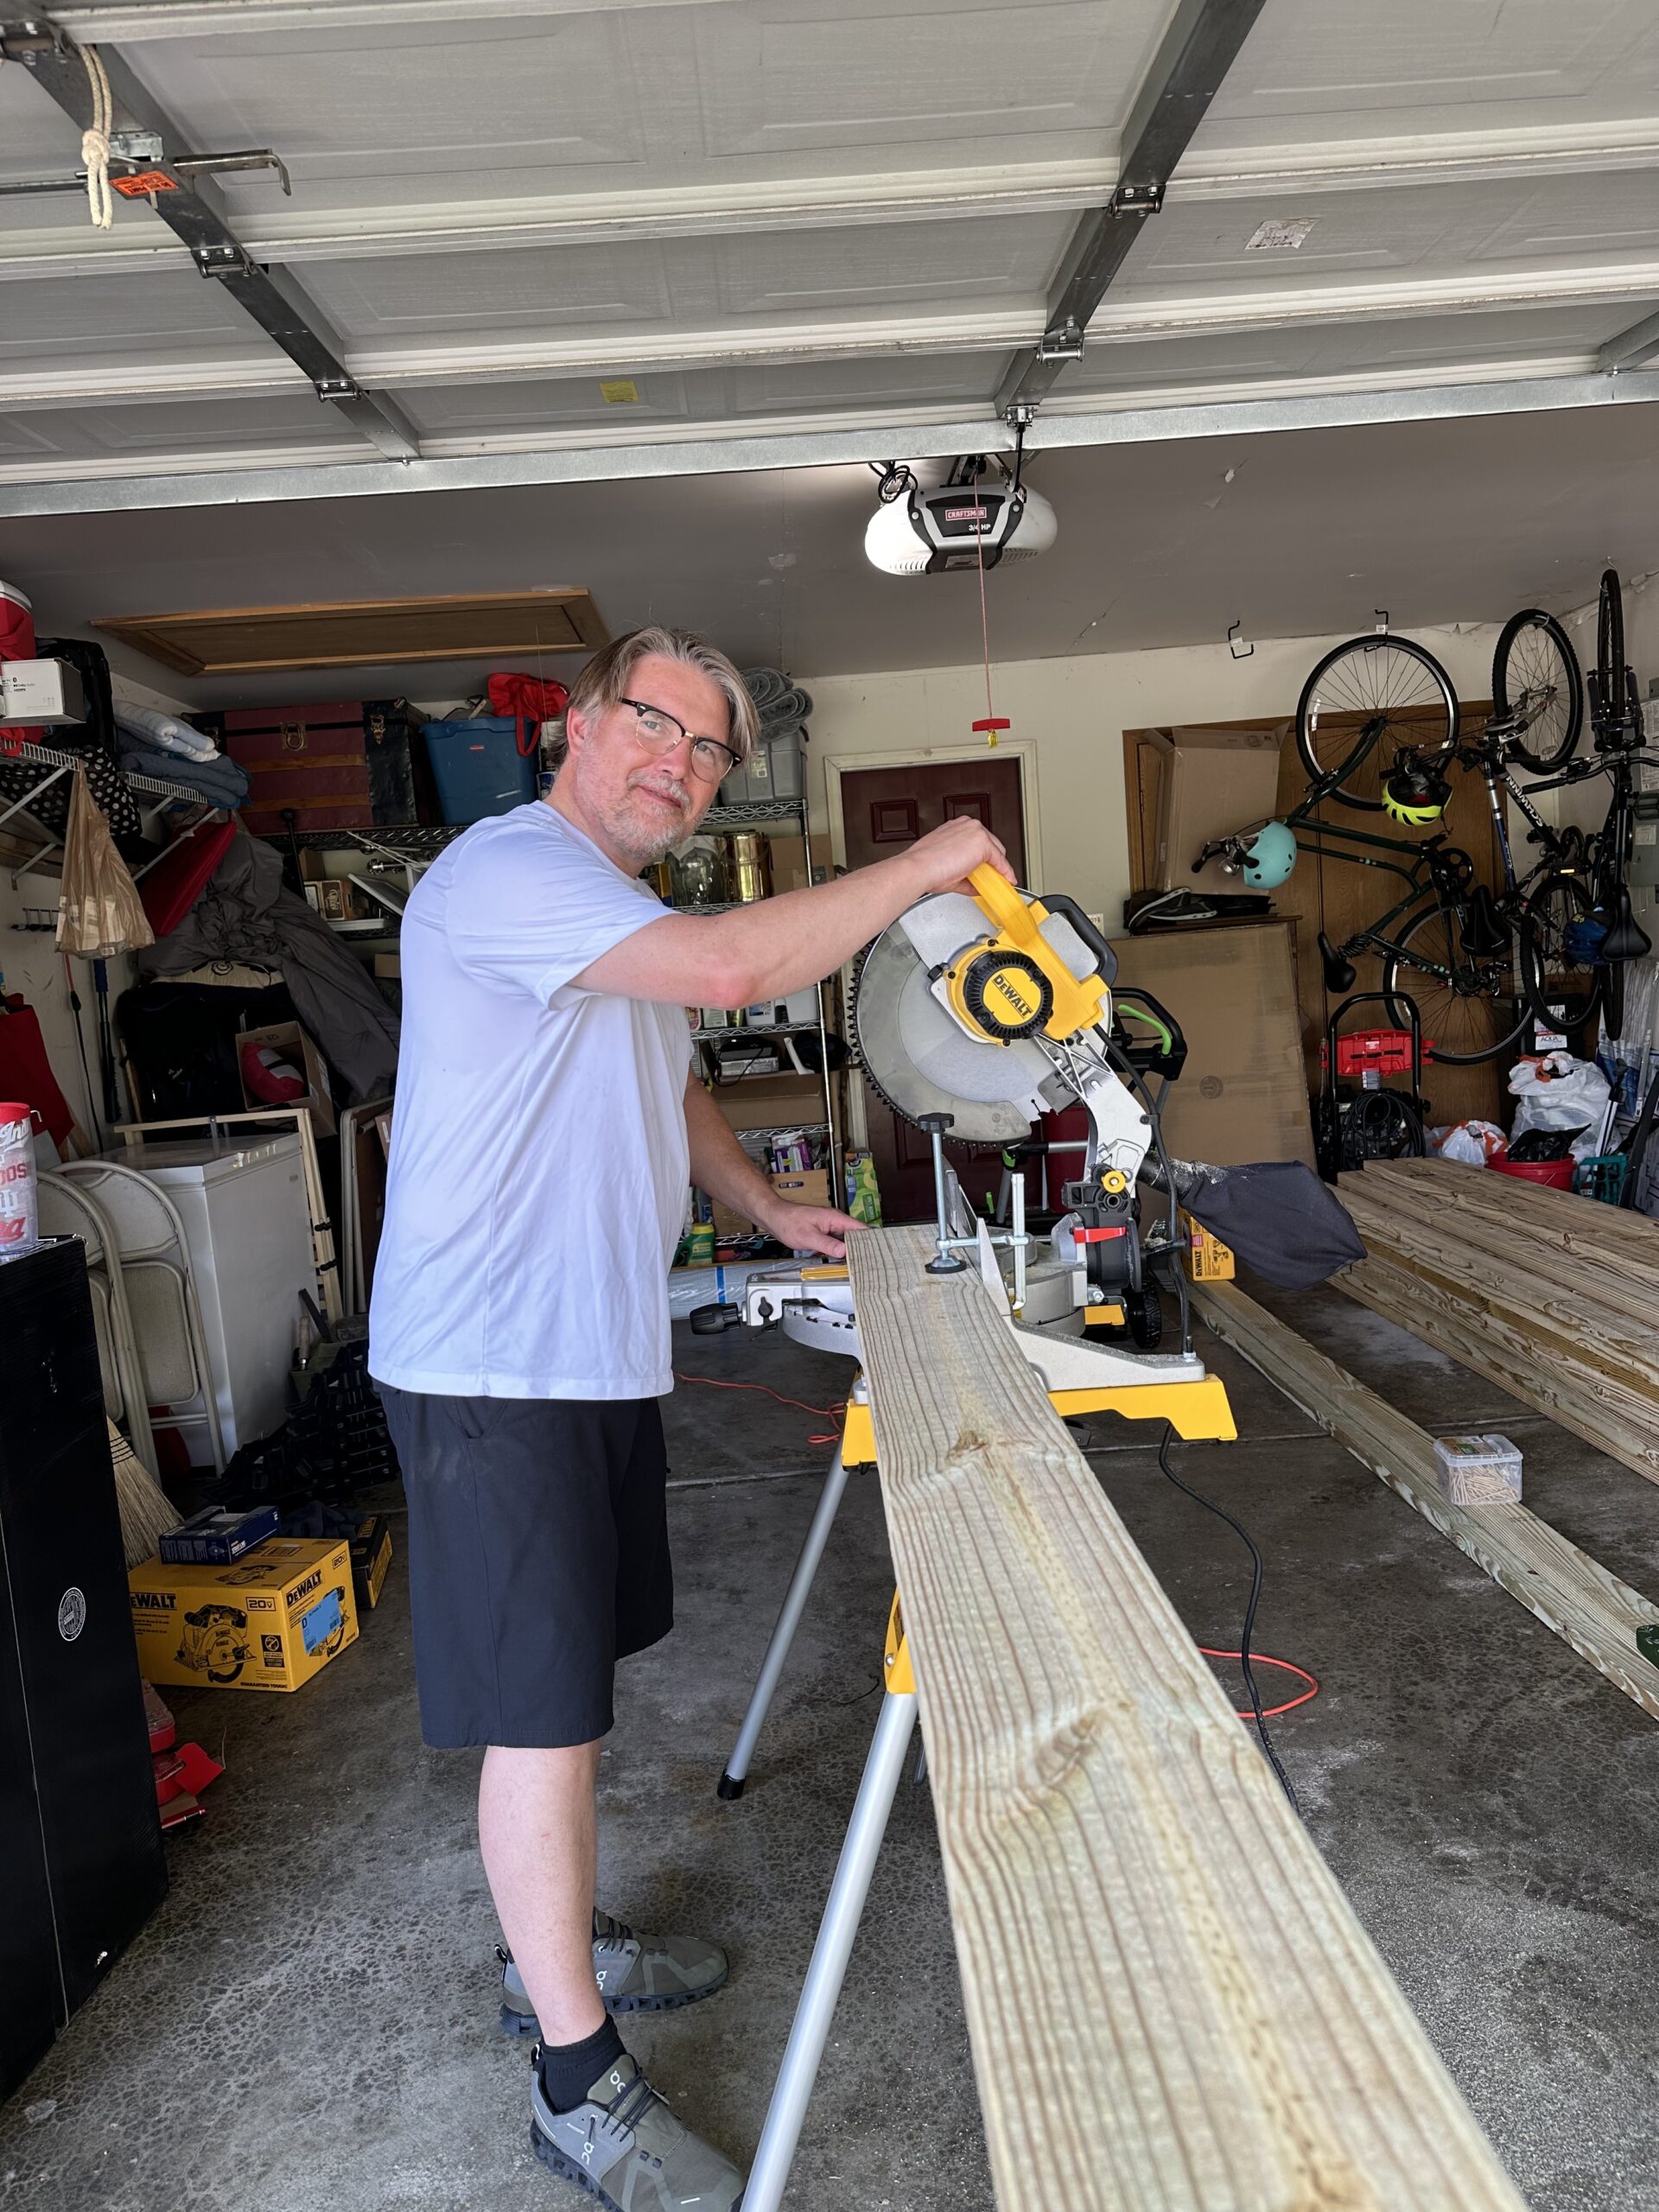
[1335,1159,1659,1486]
[1193,1278,1659,1726]
[847,1224,1523,2211]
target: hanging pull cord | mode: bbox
[80,41,115,231]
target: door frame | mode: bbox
[823,741,1046,1155]
[822,741,1046,887]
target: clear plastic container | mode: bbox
[1431,1432,1522,1504]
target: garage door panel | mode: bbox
[1121,172,1659,299]
[1202,0,1659,141]
[0,269,270,364]
[0,394,368,467]
[686,0,1163,159]
[296,214,1056,345]
[1062,303,1633,395]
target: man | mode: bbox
[370,625,1009,2207]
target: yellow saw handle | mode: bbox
[965,864,1111,1042]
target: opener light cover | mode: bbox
[864,480,1057,576]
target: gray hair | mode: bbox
[548,625,759,769]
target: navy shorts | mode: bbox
[378,1387,673,1749]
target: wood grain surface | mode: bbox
[1193,1280,1659,1724]
[847,1224,1526,2212]
[1332,1162,1659,1486]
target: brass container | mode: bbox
[729,833,772,904]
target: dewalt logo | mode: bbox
[986,968,1039,1020]
[286,1568,324,1608]
[133,1590,177,1612]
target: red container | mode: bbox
[1491,1155,1575,1191]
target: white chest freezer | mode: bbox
[102,1135,316,1462]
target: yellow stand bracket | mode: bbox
[1050,1377,1237,1442]
[882,1592,915,1696]
[841,1400,878,1468]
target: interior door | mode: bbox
[840,757,1028,1224]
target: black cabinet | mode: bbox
[0,1239,167,2102]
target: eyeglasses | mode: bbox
[619,697,738,784]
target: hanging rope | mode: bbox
[970,465,1010,749]
[79,41,114,232]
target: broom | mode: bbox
[106,1418,176,1568]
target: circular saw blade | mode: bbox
[851,908,1062,1144]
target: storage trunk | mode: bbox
[202,700,434,834]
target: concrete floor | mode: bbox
[5,1283,1659,2209]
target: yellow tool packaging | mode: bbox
[129,1536,359,1694]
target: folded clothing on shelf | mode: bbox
[113,702,219,762]
[119,745,250,805]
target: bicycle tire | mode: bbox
[1604,949,1626,1043]
[1599,569,1624,724]
[1518,868,1605,1037]
[1295,635,1460,810]
[1492,608,1583,772]
[1379,900,1527,1065]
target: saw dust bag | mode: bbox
[56,763,154,958]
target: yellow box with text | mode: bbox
[128,1537,358,1694]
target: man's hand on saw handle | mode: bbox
[898,817,1014,899]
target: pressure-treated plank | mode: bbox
[847,1224,1525,2212]
[1192,1280,1659,1724]
[1357,1160,1659,1300]
[1338,1251,1659,1486]
[1338,1178,1659,1396]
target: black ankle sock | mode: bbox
[537,2018,627,2113]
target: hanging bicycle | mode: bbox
[1196,605,1592,1064]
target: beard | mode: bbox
[606,772,698,865]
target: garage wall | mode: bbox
[804,622,1505,925]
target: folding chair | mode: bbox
[35,1172,156,1472]
[56,1159,226,1472]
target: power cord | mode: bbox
[1155,1421,1300,1815]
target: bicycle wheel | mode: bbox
[1295,636,1460,810]
[1599,569,1624,718]
[1518,868,1605,1037]
[1492,608,1583,771]
[1380,900,1528,1065]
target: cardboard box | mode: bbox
[372,952,401,979]
[159,1503,281,1567]
[766,832,833,895]
[1150,727,1287,892]
[769,1168,830,1209]
[238,1020,337,1137]
[128,1537,359,1694]
[351,1515,394,1611]
[1109,923,1315,1168]
[712,1074,826,1134]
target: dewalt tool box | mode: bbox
[129,1537,358,1694]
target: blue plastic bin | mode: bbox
[423,717,539,823]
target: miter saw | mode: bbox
[726,865,1363,1440]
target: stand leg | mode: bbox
[741,1682,918,2211]
[719,1443,851,1798]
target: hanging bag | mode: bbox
[56,762,155,957]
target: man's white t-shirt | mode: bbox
[368,802,690,1400]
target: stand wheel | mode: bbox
[1125,1286,1163,1351]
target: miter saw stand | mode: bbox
[716,867,1247,2212]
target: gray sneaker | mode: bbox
[530,2048,742,2209]
[500,1913,728,2036]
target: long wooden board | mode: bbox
[1338,1251,1659,1487]
[1192,1280,1659,1724]
[848,1224,1525,2212]
[1357,1159,1659,1300]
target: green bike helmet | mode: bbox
[1382,755,1451,827]
[1241,819,1297,889]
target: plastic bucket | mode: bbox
[423,717,539,823]
[1491,1155,1576,1191]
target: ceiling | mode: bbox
[3,0,1659,512]
[9,396,1656,705]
